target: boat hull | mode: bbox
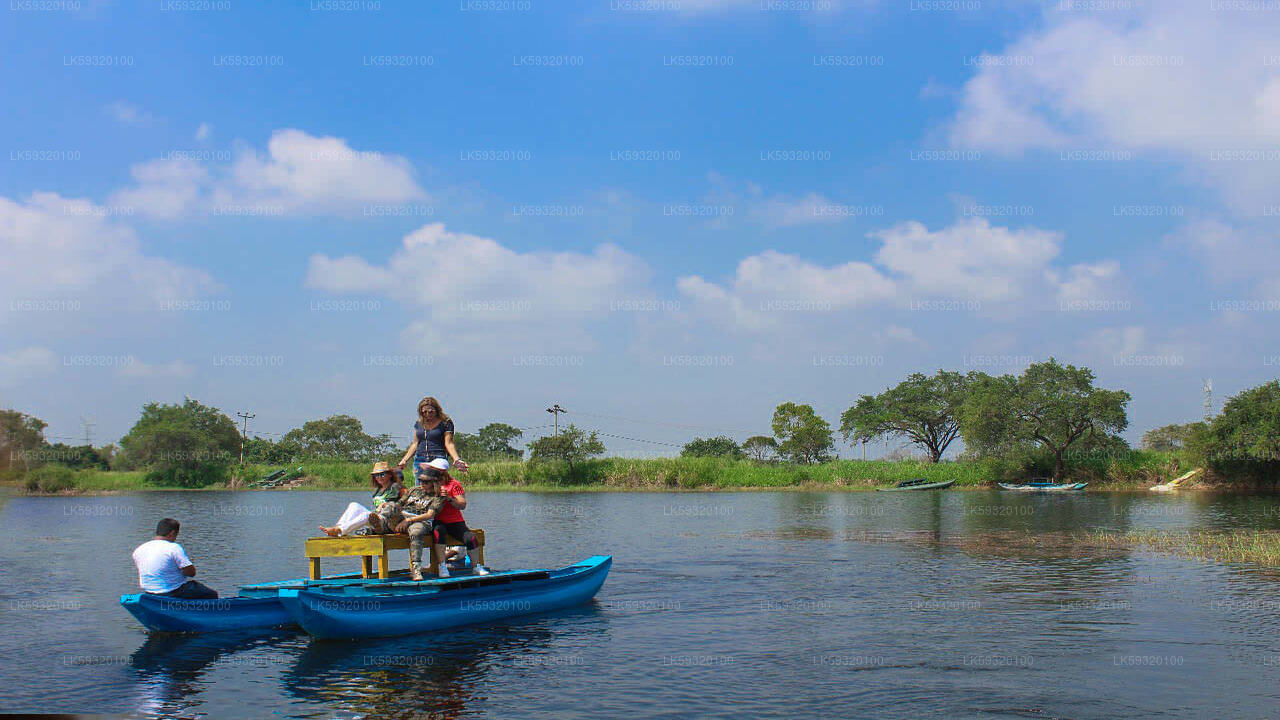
[122,566,494,633]
[997,482,1087,492]
[120,593,294,633]
[278,555,612,639]
[877,480,956,492]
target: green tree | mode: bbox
[528,424,605,471]
[1140,423,1202,452]
[961,359,1130,481]
[282,415,396,461]
[0,409,47,472]
[243,436,303,464]
[771,402,835,464]
[41,443,109,470]
[742,435,779,462]
[1204,380,1280,483]
[119,398,240,487]
[474,422,525,460]
[840,370,972,463]
[681,436,744,459]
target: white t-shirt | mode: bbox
[132,539,194,593]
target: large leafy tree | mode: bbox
[681,436,744,459]
[243,436,304,464]
[840,370,973,463]
[528,424,605,471]
[474,422,525,460]
[282,415,396,461]
[42,443,109,470]
[1140,423,1203,452]
[0,409,47,471]
[1205,380,1280,482]
[771,402,835,464]
[119,398,240,486]
[961,359,1130,481]
[742,435,779,462]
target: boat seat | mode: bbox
[305,529,484,580]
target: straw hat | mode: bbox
[370,461,393,476]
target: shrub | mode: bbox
[24,465,76,493]
[145,463,229,488]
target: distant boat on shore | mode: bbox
[876,477,955,491]
[1150,468,1203,493]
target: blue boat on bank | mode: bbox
[997,481,1088,492]
[120,556,611,635]
[277,555,612,639]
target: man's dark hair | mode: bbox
[156,518,181,536]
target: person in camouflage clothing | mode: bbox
[394,476,446,580]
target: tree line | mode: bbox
[677,359,1278,483]
[3,358,1276,487]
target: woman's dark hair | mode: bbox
[156,518,180,536]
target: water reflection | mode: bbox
[282,605,604,719]
[130,629,301,717]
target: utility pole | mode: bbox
[79,416,95,447]
[237,411,255,464]
[545,404,566,435]
[1202,379,1213,422]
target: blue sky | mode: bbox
[2,0,1277,456]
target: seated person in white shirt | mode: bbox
[131,517,218,599]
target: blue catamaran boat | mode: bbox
[120,556,611,635]
[277,555,612,639]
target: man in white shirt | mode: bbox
[131,518,219,599]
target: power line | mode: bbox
[546,404,566,435]
[236,411,255,465]
[569,409,760,437]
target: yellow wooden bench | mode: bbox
[305,529,485,580]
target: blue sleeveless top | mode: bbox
[414,418,455,461]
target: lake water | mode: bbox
[2,489,1280,718]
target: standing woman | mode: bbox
[397,396,468,481]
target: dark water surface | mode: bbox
[3,490,1280,718]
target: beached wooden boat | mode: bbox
[1150,468,1202,492]
[277,555,612,639]
[997,480,1087,492]
[876,478,956,492]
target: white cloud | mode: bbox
[0,346,56,387]
[117,360,195,379]
[221,129,426,213]
[306,222,649,354]
[109,129,429,219]
[195,122,212,141]
[752,192,847,227]
[871,217,1062,302]
[1049,261,1123,306]
[680,216,1125,330]
[1164,218,1280,300]
[104,101,156,126]
[0,192,217,319]
[947,0,1280,209]
[110,157,208,220]
[677,250,896,331]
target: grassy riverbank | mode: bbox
[5,450,1220,494]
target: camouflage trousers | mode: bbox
[406,520,432,564]
[354,501,404,536]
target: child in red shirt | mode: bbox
[420,458,488,577]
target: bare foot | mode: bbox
[319,525,341,537]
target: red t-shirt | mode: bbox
[436,477,466,524]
